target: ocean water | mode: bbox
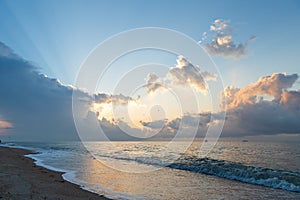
[1,141,300,199]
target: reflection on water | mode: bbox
[5,141,300,199]
[73,155,300,200]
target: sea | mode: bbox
[1,140,300,200]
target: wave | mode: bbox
[95,154,300,192]
[2,142,299,193]
[168,157,300,192]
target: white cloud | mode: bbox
[145,56,217,94]
[210,19,230,31]
[216,35,232,45]
[202,19,255,59]
[169,56,208,92]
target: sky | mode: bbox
[1,0,300,86]
[0,0,300,141]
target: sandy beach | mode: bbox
[0,146,108,200]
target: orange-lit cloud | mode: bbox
[280,90,300,110]
[224,73,298,109]
[142,72,300,137]
[1,40,299,140]
[220,73,300,136]
[0,120,13,133]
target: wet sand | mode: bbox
[0,146,109,200]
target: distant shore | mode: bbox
[0,146,109,200]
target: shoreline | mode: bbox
[0,146,109,200]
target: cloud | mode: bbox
[168,56,215,92]
[145,56,217,94]
[0,43,91,141]
[0,41,19,59]
[144,73,164,94]
[141,73,300,137]
[96,117,144,141]
[216,35,232,45]
[210,19,230,31]
[202,19,255,59]
[140,113,212,138]
[222,96,300,136]
[140,119,166,129]
[224,73,299,109]
[1,41,299,140]
[94,93,139,106]
[221,73,300,136]
[0,120,13,134]
[280,90,300,110]
[0,42,144,141]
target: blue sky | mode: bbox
[1,0,300,141]
[0,0,300,88]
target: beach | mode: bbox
[0,146,108,200]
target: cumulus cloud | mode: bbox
[280,90,300,110]
[145,56,217,94]
[168,56,215,92]
[221,73,300,136]
[202,19,255,59]
[144,73,164,94]
[141,72,300,137]
[224,73,299,109]
[222,98,300,136]
[210,19,230,31]
[1,41,299,140]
